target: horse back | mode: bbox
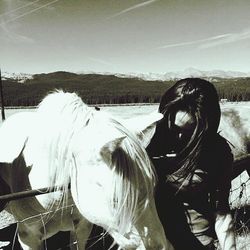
[0,112,34,163]
[220,104,250,158]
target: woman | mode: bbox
[147,78,236,250]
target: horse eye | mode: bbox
[96,181,103,188]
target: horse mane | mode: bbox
[34,90,156,234]
[34,90,92,204]
[105,118,156,234]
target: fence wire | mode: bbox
[1,171,250,249]
[229,170,250,250]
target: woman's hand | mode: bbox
[215,212,236,250]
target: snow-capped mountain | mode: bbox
[1,72,33,83]
[172,68,250,79]
[121,68,250,81]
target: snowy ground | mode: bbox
[0,102,250,249]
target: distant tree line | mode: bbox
[1,72,250,106]
[215,78,250,101]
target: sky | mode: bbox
[0,0,250,74]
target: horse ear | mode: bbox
[123,112,163,148]
[100,136,126,163]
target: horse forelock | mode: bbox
[106,118,156,234]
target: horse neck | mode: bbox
[106,131,155,234]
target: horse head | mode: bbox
[69,110,172,249]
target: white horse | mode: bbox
[219,103,250,159]
[0,91,173,250]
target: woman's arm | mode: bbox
[155,183,207,250]
[215,212,236,250]
[213,135,236,249]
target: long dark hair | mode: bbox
[147,78,221,182]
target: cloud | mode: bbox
[108,0,158,19]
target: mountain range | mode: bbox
[1,69,250,106]
[2,68,250,83]
[113,68,250,81]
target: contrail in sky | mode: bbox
[0,0,60,26]
[1,23,35,43]
[108,0,158,19]
[0,0,41,18]
[157,34,232,49]
[88,57,114,67]
[199,29,250,48]
[157,29,250,49]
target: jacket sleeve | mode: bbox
[210,135,234,213]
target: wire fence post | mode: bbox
[0,69,6,121]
